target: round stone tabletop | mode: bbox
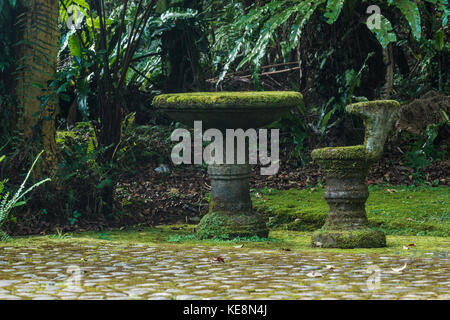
[153,91,303,109]
[152,91,303,129]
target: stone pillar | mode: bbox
[310,146,386,248]
[196,139,268,239]
[322,160,370,229]
[208,164,252,213]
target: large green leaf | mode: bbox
[324,0,345,24]
[68,33,82,57]
[434,29,444,51]
[432,0,449,28]
[389,0,421,40]
[59,0,89,24]
[367,14,397,48]
[85,16,114,29]
[76,77,90,120]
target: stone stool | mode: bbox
[311,100,400,248]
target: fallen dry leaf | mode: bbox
[386,189,398,193]
[391,263,408,273]
[210,256,225,263]
[326,265,336,270]
[234,244,244,248]
[307,271,322,278]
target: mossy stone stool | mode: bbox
[311,100,400,248]
[153,91,303,239]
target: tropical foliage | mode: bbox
[0,0,447,235]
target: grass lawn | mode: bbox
[252,185,449,237]
[1,186,448,256]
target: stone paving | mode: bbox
[0,242,448,300]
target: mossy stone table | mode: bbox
[153,91,303,239]
[311,100,400,248]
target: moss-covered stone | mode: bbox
[311,228,386,248]
[346,100,400,160]
[153,91,303,109]
[309,100,400,249]
[196,210,269,240]
[311,144,382,247]
[311,145,367,160]
[154,91,304,241]
[346,100,400,114]
[311,146,370,179]
[153,91,302,130]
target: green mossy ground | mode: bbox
[1,187,447,255]
[1,225,448,257]
[252,185,449,237]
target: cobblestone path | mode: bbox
[0,242,448,300]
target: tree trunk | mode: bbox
[381,43,394,99]
[14,0,59,175]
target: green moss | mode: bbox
[311,229,386,248]
[55,131,77,145]
[311,145,367,160]
[346,100,400,114]
[2,226,448,256]
[56,123,97,155]
[196,210,269,240]
[253,186,450,236]
[311,145,370,178]
[153,91,303,109]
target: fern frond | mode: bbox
[0,150,50,240]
